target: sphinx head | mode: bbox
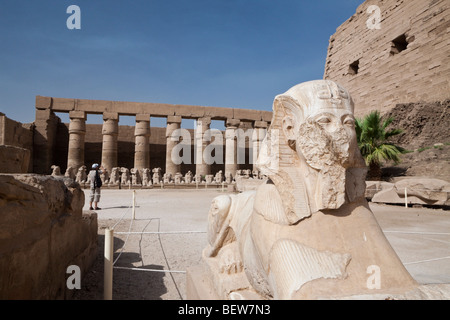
[259,80,367,211]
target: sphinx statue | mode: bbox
[120,167,131,186]
[142,168,151,186]
[75,165,87,184]
[185,170,194,184]
[174,172,183,184]
[152,167,162,185]
[64,166,76,180]
[130,168,141,186]
[215,170,224,184]
[51,165,62,176]
[109,167,120,185]
[196,80,419,300]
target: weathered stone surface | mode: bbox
[235,176,266,192]
[189,80,422,300]
[324,0,450,117]
[371,178,450,206]
[0,145,30,173]
[0,174,97,299]
[365,181,394,199]
[40,96,271,122]
[0,114,34,172]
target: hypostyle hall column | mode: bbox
[252,121,268,171]
[134,114,151,170]
[165,115,182,176]
[195,117,211,179]
[225,118,240,180]
[101,112,119,172]
[67,110,86,172]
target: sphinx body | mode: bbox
[201,80,418,300]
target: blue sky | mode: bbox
[0,0,362,127]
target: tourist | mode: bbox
[88,163,106,210]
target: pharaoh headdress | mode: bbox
[256,80,367,225]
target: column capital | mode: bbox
[254,120,268,129]
[136,114,151,122]
[103,112,119,121]
[167,115,182,124]
[102,119,119,136]
[135,118,150,137]
[69,110,86,120]
[226,118,240,128]
[197,117,211,125]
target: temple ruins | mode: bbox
[1,97,272,186]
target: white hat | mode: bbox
[92,163,99,169]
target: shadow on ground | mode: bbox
[71,234,167,300]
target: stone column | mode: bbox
[165,115,182,176]
[67,111,86,172]
[252,121,268,171]
[195,117,211,179]
[101,112,119,172]
[134,114,151,170]
[225,118,240,180]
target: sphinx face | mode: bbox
[295,108,362,210]
[296,109,359,169]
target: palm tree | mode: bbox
[355,110,406,180]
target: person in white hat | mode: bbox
[88,163,106,210]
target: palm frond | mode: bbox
[355,110,406,169]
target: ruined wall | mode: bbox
[324,0,450,117]
[0,145,31,173]
[33,110,60,174]
[0,174,98,299]
[0,113,34,172]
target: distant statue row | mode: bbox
[50,165,264,187]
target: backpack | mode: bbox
[94,170,103,188]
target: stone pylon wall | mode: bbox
[323,0,450,117]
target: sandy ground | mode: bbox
[71,188,450,300]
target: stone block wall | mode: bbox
[0,145,31,173]
[0,174,98,299]
[324,0,450,117]
[0,113,34,172]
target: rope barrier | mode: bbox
[112,215,134,266]
[365,186,449,209]
[111,205,132,229]
[384,230,450,236]
[365,187,449,192]
[113,266,186,274]
[404,256,450,266]
[114,231,206,235]
[366,185,450,193]
[104,189,187,300]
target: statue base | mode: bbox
[186,264,264,300]
[187,265,450,300]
